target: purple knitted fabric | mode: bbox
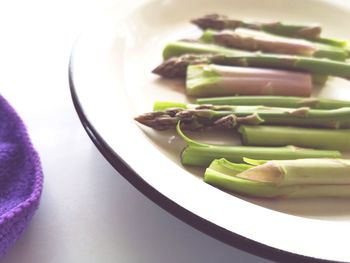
[0,95,43,256]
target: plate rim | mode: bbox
[68,15,340,263]
[67,1,350,261]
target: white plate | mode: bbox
[69,0,350,261]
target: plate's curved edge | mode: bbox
[68,38,341,263]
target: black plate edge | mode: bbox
[68,46,343,263]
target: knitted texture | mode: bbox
[0,95,43,256]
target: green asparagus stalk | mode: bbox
[204,158,350,198]
[196,96,350,109]
[239,125,350,151]
[176,124,341,166]
[191,14,348,47]
[162,41,248,60]
[186,64,312,97]
[183,144,341,167]
[192,14,322,38]
[153,101,187,110]
[317,38,348,48]
[201,29,315,56]
[314,44,349,61]
[201,29,348,61]
[136,102,350,130]
[158,45,350,80]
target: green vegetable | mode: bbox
[191,14,348,47]
[156,48,350,82]
[176,123,341,166]
[196,96,350,109]
[239,125,350,151]
[201,29,348,61]
[135,102,350,130]
[186,64,312,97]
[204,158,350,198]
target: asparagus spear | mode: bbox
[186,64,312,97]
[162,41,248,60]
[183,144,341,167]
[191,14,347,47]
[201,29,348,61]
[191,14,321,38]
[158,46,350,79]
[239,125,350,150]
[135,102,350,130]
[201,28,316,56]
[204,158,350,198]
[176,124,341,166]
[196,96,350,109]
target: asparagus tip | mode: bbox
[152,54,213,78]
[191,14,230,30]
[151,57,187,78]
[134,110,180,130]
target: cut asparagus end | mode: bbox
[186,64,313,97]
[200,30,215,43]
[186,64,221,96]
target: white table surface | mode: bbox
[0,0,301,262]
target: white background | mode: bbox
[0,0,320,262]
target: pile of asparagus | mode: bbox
[135,14,350,198]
